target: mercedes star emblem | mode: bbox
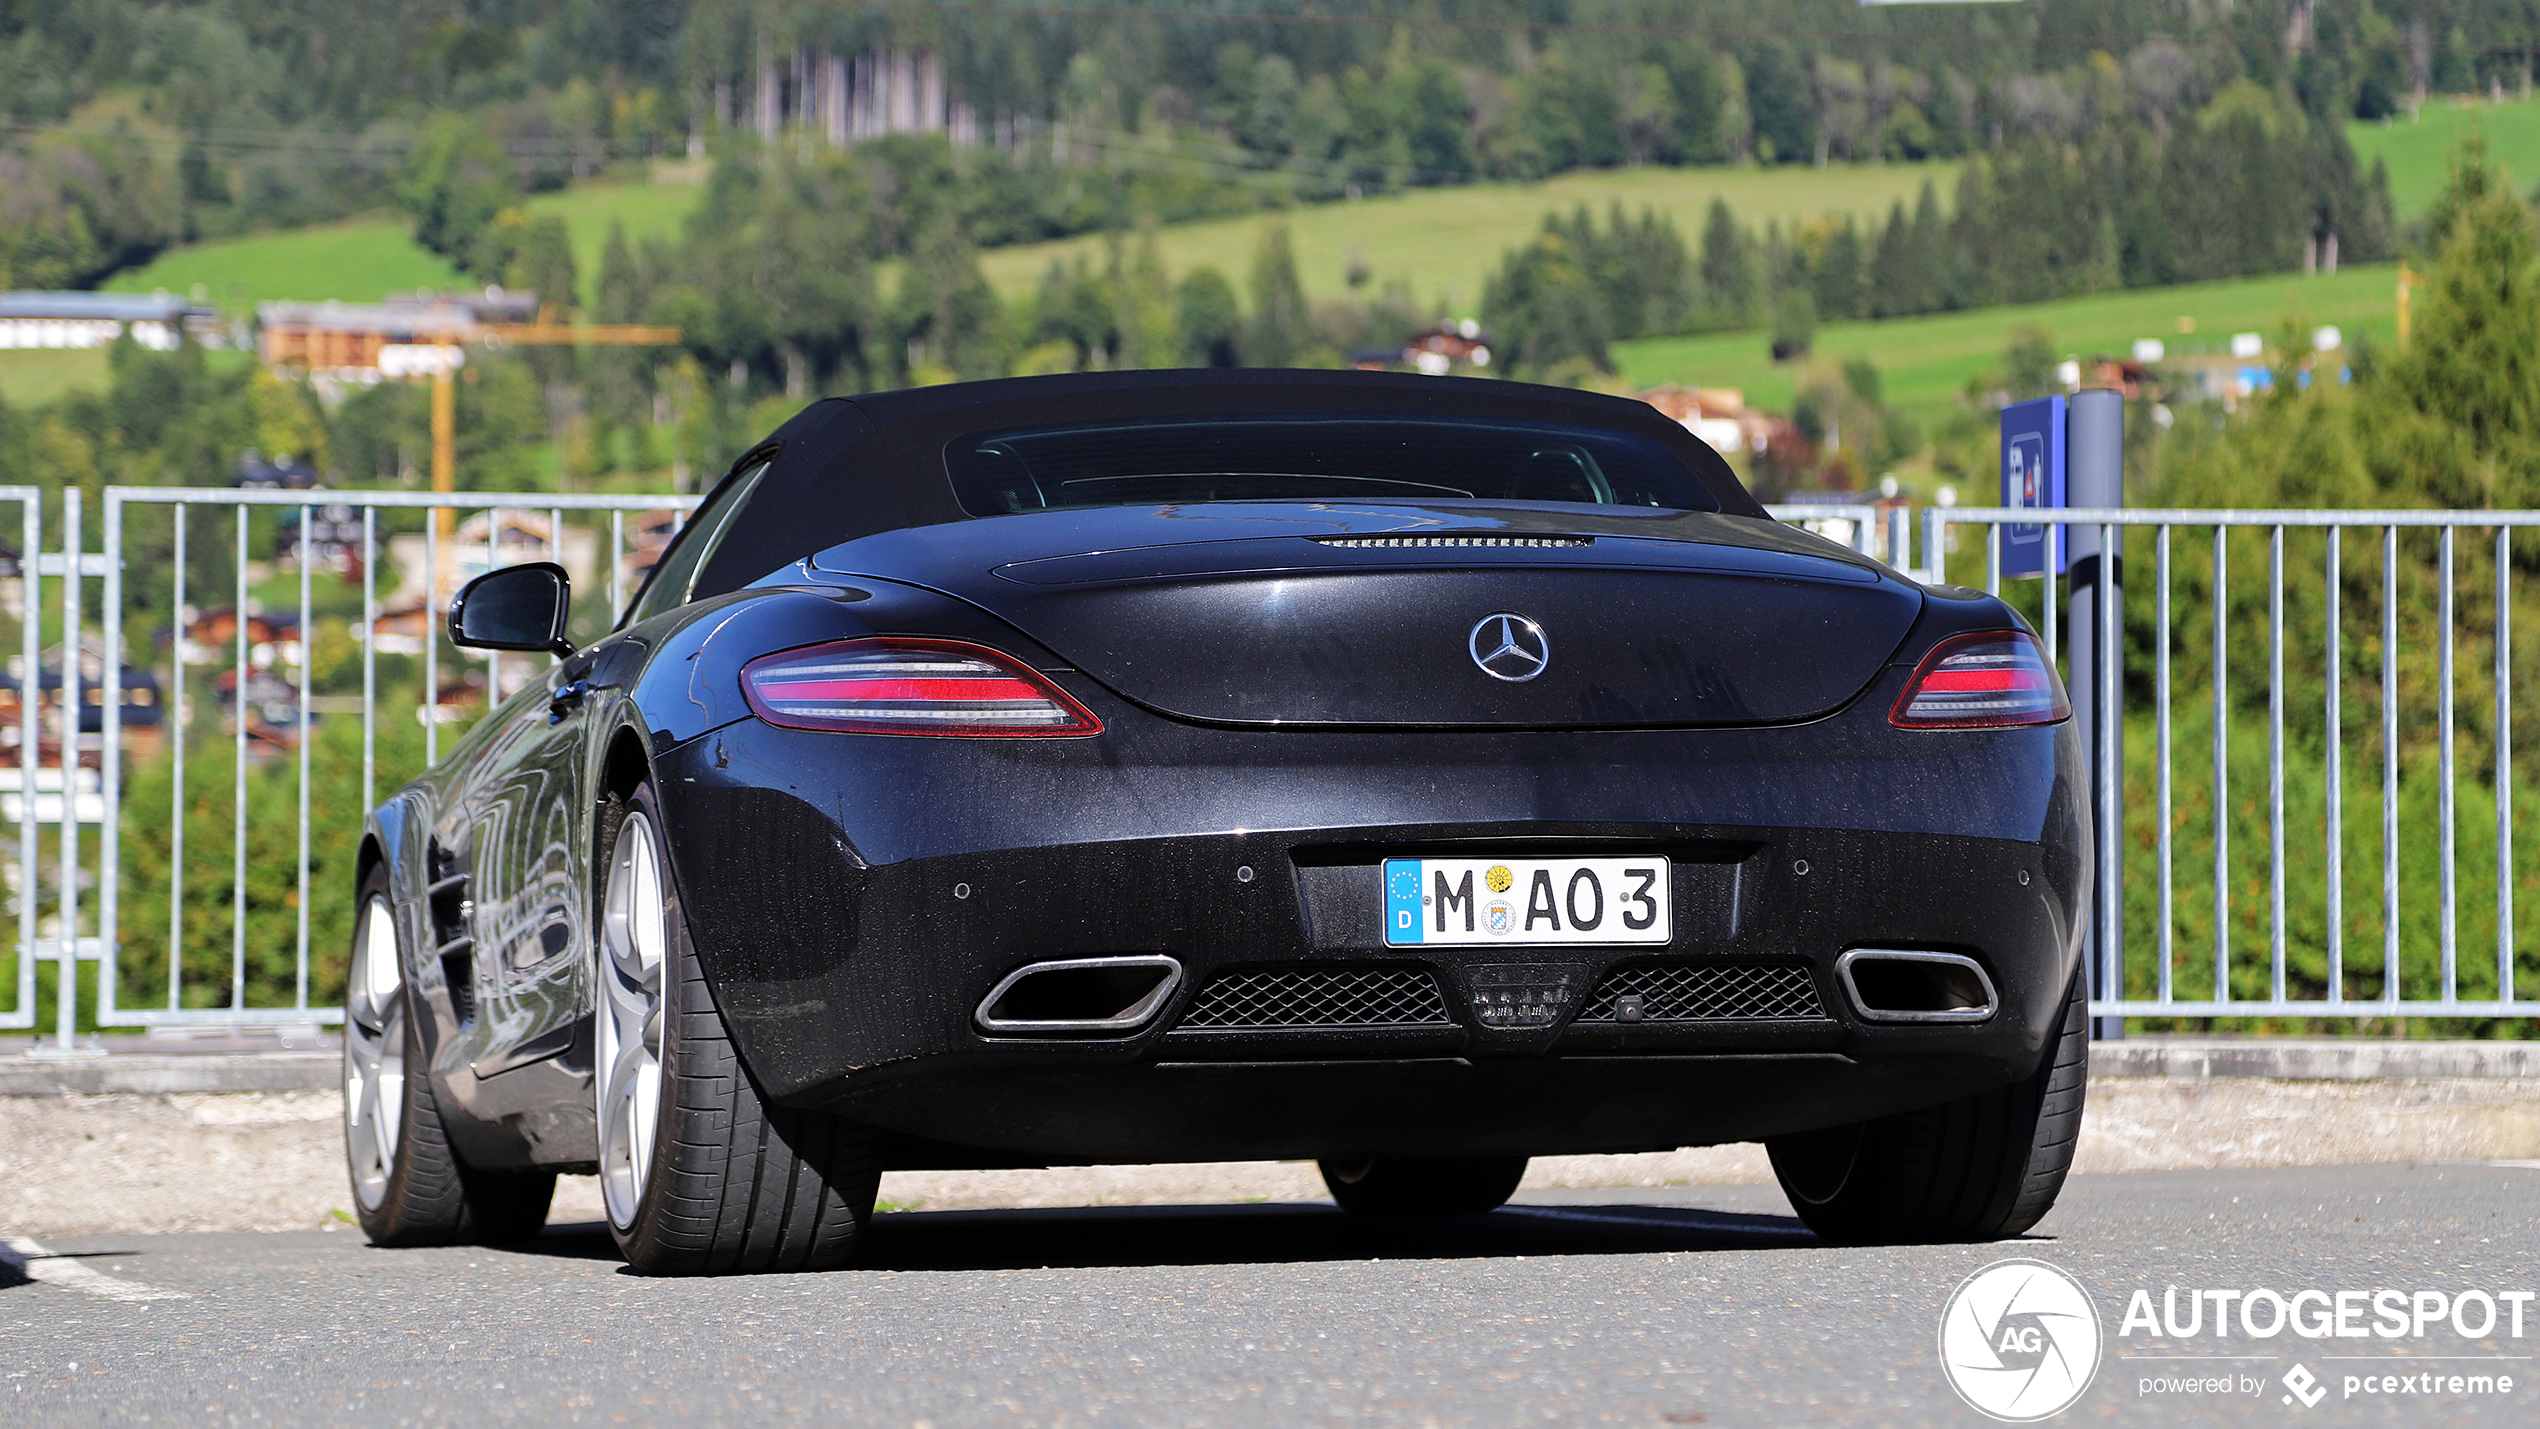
[1469,612,1551,682]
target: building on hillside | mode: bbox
[1772,490,1919,565]
[237,451,322,489]
[0,640,166,763]
[178,607,301,672]
[0,291,220,351]
[212,666,306,751]
[363,601,432,657]
[257,288,540,378]
[1349,321,1494,376]
[619,509,685,599]
[274,503,366,573]
[1638,385,1778,457]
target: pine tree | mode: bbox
[1480,230,1612,377]
[896,217,1007,382]
[1245,222,1310,367]
[2414,130,2495,257]
[1116,226,1178,371]
[1811,220,1865,322]
[1698,197,1753,326]
[1869,200,1917,318]
[587,221,652,429]
[2385,190,2540,472]
[1177,268,1242,367]
[1909,180,1951,309]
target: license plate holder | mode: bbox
[1382,856,1671,947]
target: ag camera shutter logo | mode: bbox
[1939,1258,2104,1421]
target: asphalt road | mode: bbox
[4,1164,2535,1426]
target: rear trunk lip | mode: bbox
[804,501,1883,586]
[988,532,1885,590]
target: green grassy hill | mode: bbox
[69,139,2423,428]
[107,159,1946,320]
[0,348,111,406]
[104,173,706,313]
[518,171,709,300]
[73,87,2540,323]
[2348,93,2540,220]
[103,215,462,313]
[1616,264,2400,437]
[977,161,1959,313]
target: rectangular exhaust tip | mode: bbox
[975,956,1183,1035]
[1835,950,1997,1024]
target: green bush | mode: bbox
[112,690,430,1014]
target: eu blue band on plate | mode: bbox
[1384,860,1425,944]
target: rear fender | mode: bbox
[1887,585,2051,667]
[624,579,1076,750]
[361,789,451,1058]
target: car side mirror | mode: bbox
[449,562,573,656]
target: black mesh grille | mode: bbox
[1579,962,1827,1022]
[1180,966,1451,1030]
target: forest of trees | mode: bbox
[0,0,2498,499]
[0,0,2519,290]
[1481,74,2399,378]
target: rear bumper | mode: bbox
[854,1052,2026,1166]
[648,691,2087,1164]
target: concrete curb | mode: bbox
[4,1038,2535,1096]
[0,1052,339,1096]
[2091,1038,2540,1080]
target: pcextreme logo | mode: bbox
[1938,1259,2104,1422]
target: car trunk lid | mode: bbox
[809,506,1923,729]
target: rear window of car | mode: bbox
[945,416,1719,516]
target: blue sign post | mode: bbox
[2000,395,2067,577]
[2001,387,2128,1042]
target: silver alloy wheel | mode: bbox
[343,894,406,1210]
[597,809,669,1230]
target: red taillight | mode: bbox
[741,638,1102,737]
[1890,631,2070,729]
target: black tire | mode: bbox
[603,782,883,1276]
[1319,1156,1530,1215]
[346,866,556,1247]
[1766,968,2088,1245]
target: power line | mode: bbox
[0,113,1470,183]
[0,120,669,169]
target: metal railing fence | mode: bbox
[1762,502,1885,561]
[0,487,49,1031]
[19,489,2540,1047]
[1928,507,2540,1022]
[44,488,697,1048]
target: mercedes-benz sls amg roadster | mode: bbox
[344,370,2089,1275]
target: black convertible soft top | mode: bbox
[693,369,1767,603]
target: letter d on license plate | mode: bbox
[1383,857,1671,946]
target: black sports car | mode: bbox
[344,370,2089,1274]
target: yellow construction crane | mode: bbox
[399,318,684,601]
[421,318,685,500]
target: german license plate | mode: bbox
[1382,857,1670,947]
